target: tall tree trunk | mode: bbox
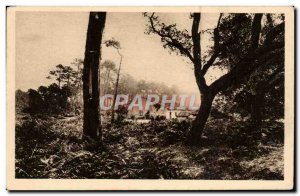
[188,93,214,145]
[82,12,106,142]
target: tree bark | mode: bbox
[188,93,214,145]
[251,90,264,129]
[250,90,264,141]
[82,12,106,142]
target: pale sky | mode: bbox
[16,11,222,94]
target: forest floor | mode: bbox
[15,113,284,179]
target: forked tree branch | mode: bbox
[146,13,194,63]
[191,13,210,92]
[210,17,284,94]
[201,13,223,75]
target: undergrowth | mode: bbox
[15,114,284,179]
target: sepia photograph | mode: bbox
[6,6,294,190]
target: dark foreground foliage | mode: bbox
[15,114,283,179]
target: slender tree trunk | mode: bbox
[251,91,264,128]
[111,54,122,124]
[106,70,110,90]
[188,93,214,145]
[75,63,81,107]
[82,12,106,142]
[103,70,110,95]
[249,90,264,142]
[58,67,62,88]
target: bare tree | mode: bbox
[104,38,123,124]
